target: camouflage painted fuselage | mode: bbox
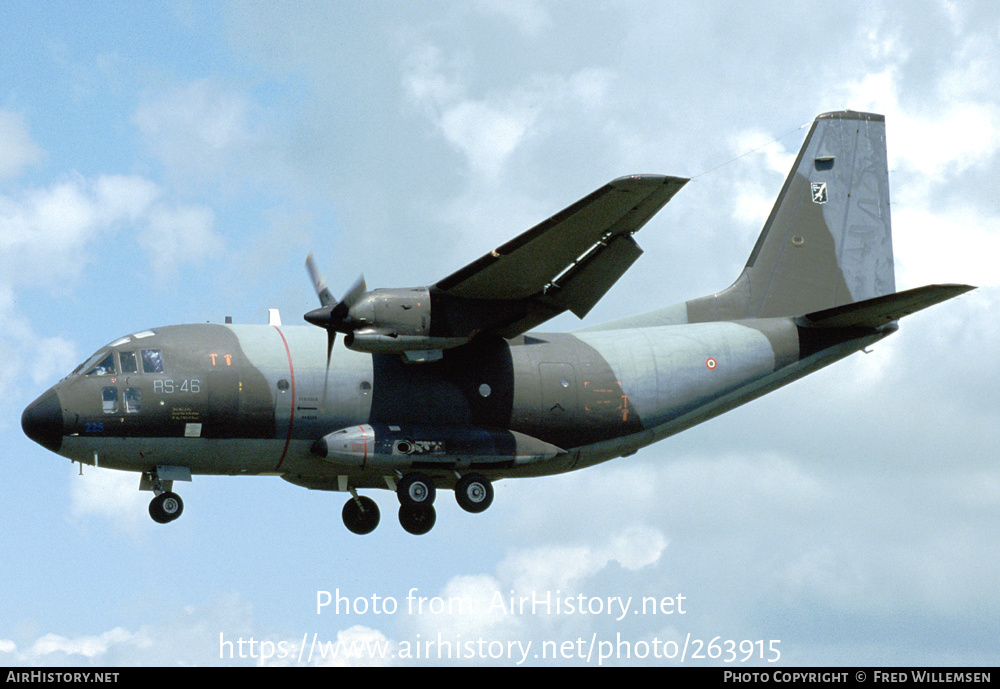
[37,312,887,492]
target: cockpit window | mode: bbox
[141,349,164,374]
[86,352,116,376]
[120,351,138,374]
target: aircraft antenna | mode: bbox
[690,120,810,180]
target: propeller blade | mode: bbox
[306,253,334,307]
[316,322,335,404]
[341,274,367,308]
[304,254,355,402]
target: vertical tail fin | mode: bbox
[688,111,895,322]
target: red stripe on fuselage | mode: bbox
[358,425,368,468]
[272,326,295,470]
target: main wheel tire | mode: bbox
[149,492,184,524]
[455,473,493,513]
[342,496,380,535]
[397,472,436,507]
[398,504,436,535]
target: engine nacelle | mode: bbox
[337,287,471,359]
[310,423,565,469]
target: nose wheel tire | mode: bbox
[397,472,435,508]
[342,495,380,535]
[398,504,436,535]
[455,473,493,513]
[149,492,184,524]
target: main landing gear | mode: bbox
[396,471,437,535]
[339,471,494,535]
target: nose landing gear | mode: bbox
[149,491,184,524]
[342,492,381,535]
[142,465,191,525]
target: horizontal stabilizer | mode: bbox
[797,284,975,329]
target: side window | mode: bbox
[141,349,164,373]
[102,387,119,413]
[120,351,138,374]
[125,388,141,413]
[86,353,116,376]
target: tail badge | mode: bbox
[810,182,828,204]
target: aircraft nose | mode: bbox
[22,390,64,453]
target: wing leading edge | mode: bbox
[433,174,688,338]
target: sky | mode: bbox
[2,0,998,667]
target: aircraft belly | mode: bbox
[61,436,290,475]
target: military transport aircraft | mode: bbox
[22,111,973,535]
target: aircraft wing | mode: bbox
[433,174,688,337]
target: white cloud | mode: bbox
[140,203,223,280]
[893,205,1000,288]
[0,285,77,390]
[438,100,537,179]
[28,627,149,662]
[400,44,464,110]
[392,525,669,664]
[2,594,256,666]
[0,626,153,666]
[69,466,149,535]
[0,110,44,179]
[0,174,155,285]
[723,128,801,229]
[0,173,222,289]
[401,45,536,180]
[402,44,616,181]
[499,524,667,594]
[308,626,396,668]
[777,546,872,609]
[133,79,255,181]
